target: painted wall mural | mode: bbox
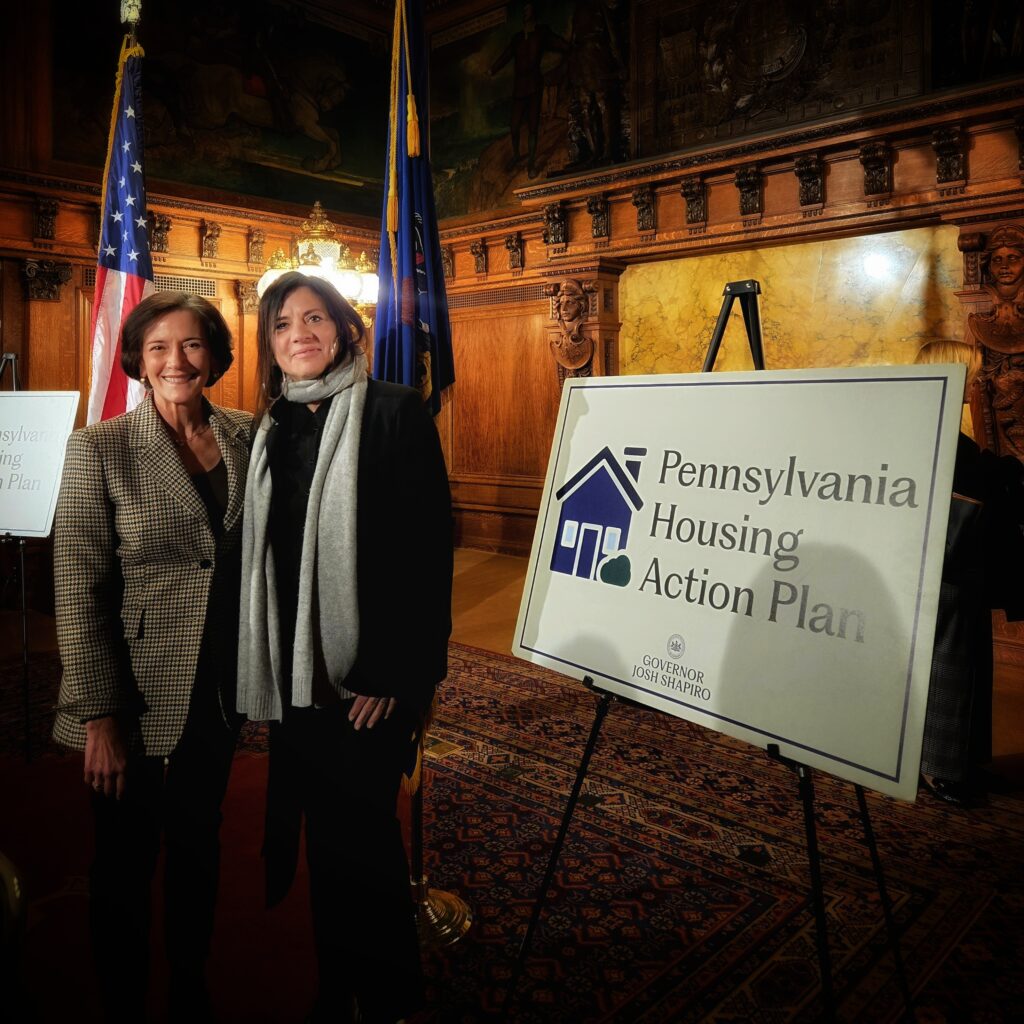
[52,1,389,216]
[430,0,611,218]
[430,0,1022,219]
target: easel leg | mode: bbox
[504,683,613,1018]
[796,764,836,1022]
[738,293,766,370]
[855,785,914,1021]
[19,540,31,762]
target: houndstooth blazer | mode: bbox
[52,395,253,756]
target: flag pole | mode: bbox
[380,0,467,947]
[408,730,471,948]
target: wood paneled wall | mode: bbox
[1,13,1022,557]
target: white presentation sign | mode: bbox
[514,366,965,801]
[0,391,80,538]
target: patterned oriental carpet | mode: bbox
[418,645,1024,1023]
[2,642,1023,1022]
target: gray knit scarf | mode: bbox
[237,351,368,721]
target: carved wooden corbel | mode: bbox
[247,228,265,266]
[735,165,762,218]
[794,154,824,208]
[149,212,172,254]
[632,186,655,234]
[236,280,260,315]
[1016,113,1024,182]
[543,202,567,246]
[545,278,597,382]
[680,176,706,225]
[932,126,966,188]
[470,239,488,274]
[21,259,72,301]
[200,220,221,261]
[859,141,891,197]
[587,195,609,240]
[958,232,984,288]
[505,232,524,272]
[34,196,58,240]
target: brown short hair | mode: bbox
[121,291,234,386]
[255,271,366,417]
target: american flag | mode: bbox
[87,37,154,424]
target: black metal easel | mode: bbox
[505,282,914,1022]
[0,352,33,762]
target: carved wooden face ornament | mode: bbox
[989,245,1024,292]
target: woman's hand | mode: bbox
[84,717,128,799]
[349,695,396,731]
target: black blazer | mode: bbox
[264,378,453,718]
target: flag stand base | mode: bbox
[412,875,472,948]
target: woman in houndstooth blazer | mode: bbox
[53,291,252,1024]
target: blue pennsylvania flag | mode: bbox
[373,0,455,416]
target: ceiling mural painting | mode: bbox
[52,1,390,217]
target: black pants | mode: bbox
[89,689,237,1023]
[266,702,423,1023]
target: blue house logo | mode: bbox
[550,446,646,584]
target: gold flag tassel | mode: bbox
[386,0,403,241]
[401,0,421,158]
[406,93,421,158]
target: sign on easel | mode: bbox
[0,392,80,538]
[514,365,965,801]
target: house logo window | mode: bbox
[550,446,646,585]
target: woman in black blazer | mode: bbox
[238,271,452,1024]
[54,292,252,1022]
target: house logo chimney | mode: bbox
[623,446,647,483]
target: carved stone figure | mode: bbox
[587,195,609,239]
[932,127,966,184]
[735,165,762,217]
[1017,114,1024,180]
[505,233,524,271]
[794,154,824,207]
[632,186,655,233]
[150,213,172,254]
[680,176,706,225]
[859,141,891,196]
[236,280,260,315]
[35,197,58,240]
[247,228,265,265]
[969,224,1024,458]
[543,202,567,246]
[200,220,221,260]
[470,239,488,274]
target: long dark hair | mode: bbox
[255,271,366,419]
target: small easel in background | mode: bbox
[0,353,33,762]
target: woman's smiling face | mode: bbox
[271,285,339,381]
[139,309,212,409]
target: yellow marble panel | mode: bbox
[619,226,965,376]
